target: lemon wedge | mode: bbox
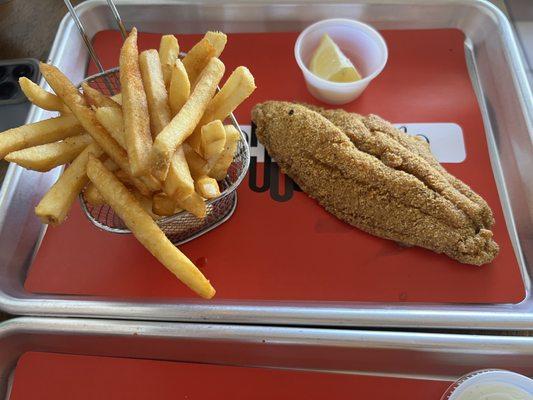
[309,34,362,83]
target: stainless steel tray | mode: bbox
[0,0,531,329]
[1,317,533,398]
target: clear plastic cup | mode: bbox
[294,18,388,105]
[441,369,533,400]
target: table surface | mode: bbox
[0,0,530,337]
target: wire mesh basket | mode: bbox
[78,67,250,245]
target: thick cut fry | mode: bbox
[111,93,122,105]
[187,66,255,151]
[152,192,180,216]
[204,31,227,58]
[195,176,220,199]
[0,114,83,158]
[183,143,209,179]
[86,156,215,299]
[158,35,180,88]
[182,38,216,86]
[82,83,121,109]
[35,143,103,225]
[139,49,171,137]
[163,147,194,200]
[120,27,152,176]
[209,124,240,180]
[5,134,92,172]
[39,63,157,195]
[114,169,136,187]
[168,59,190,116]
[84,182,106,206]
[176,191,207,218]
[131,189,158,219]
[151,57,225,180]
[94,106,126,149]
[200,119,226,159]
[19,77,70,113]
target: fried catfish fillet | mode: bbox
[252,101,498,265]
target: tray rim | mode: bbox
[0,0,531,330]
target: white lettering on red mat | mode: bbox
[242,123,466,164]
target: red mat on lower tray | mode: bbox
[9,352,451,399]
[25,29,524,303]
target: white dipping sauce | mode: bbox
[452,381,533,400]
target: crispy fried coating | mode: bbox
[252,101,498,265]
[312,106,491,230]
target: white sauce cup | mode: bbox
[442,369,533,400]
[294,18,388,105]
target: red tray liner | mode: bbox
[9,352,451,399]
[25,29,524,303]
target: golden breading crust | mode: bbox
[252,101,498,265]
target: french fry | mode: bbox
[39,63,157,195]
[158,34,180,88]
[114,169,136,187]
[86,180,156,219]
[131,189,158,219]
[139,49,171,137]
[187,66,255,151]
[120,27,152,177]
[35,143,103,225]
[153,188,206,218]
[19,77,70,113]
[151,57,225,180]
[204,31,227,58]
[84,158,128,207]
[195,176,220,199]
[111,93,122,105]
[182,38,216,86]
[163,147,194,200]
[168,59,190,116]
[5,134,92,172]
[84,182,106,206]
[200,119,226,159]
[183,143,209,179]
[94,106,126,149]
[209,124,240,180]
[152,192,180,216]
[176,191,207,218]
[82,83,121,109]
[0,114,83,158]
[86,156,215,299]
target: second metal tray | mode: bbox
[1,317,533,398]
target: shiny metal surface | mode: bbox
[0,317,533,398]
[0,0,531,329]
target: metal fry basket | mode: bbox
[78,68,250,245]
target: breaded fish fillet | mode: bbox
[252,101,498,265]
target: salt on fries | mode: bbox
[120,28,152,177]
[151,57,225,180]
[0,28,255,298]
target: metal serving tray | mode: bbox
[0,0,531,329]
[1,317,533,398]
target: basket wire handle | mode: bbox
[106,0,128,40]
[63,0,127,94]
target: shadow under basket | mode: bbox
[78,67,250,245]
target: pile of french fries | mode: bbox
[0,28,256,299]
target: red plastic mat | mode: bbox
[9,352,451,399]
[25,29,524,303]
